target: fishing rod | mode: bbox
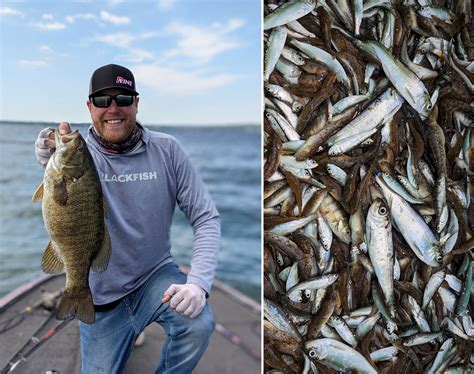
[1,309,56,374]
[4,319,71,373]
[0,291,65,374]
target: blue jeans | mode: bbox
[79,263,215,373]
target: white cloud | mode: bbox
[0,7,23,17]
[18,60,48,68]
[224,18,245,32]
[66,13,96,23]
[158,0,177,11]
[35,22,66,30]
[92,32,157,62]
[100,11,130,25]
[163,19,244,64]
[93,31,157,48]
[94,32,136,48]
[42,14,54,20]
[39,45,53,53]
[133,64,239,95]
[37,44,68,58]
[116,48,154,63]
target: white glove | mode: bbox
[35,128,55,167]
[34,123,72,166]
[163,283,206,319]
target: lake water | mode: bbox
[0,122,261,301]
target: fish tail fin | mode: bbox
[57,289,95,324]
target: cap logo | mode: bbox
[116,76,133,87]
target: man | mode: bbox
[34,64,220,373]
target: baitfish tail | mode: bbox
[57,289,95,324]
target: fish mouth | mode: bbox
[60,130,80,143]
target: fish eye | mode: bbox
[427,103,432,110]
[265,113,271,118]
[378,206,387,215]
[421,48,427,54]
[436,255,443,263]
[308,348,317,358]
[276,253,284,266]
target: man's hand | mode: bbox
[34,122,72,166]
[163,283,206,319]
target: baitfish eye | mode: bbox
[436,255,443,263]
[427,103,432,110]
[308,348,317,358]
[378,206,388,215]
[276,252,284,266]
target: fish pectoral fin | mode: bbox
[366,228,372,244]
[32,183,44,202]
[91,225,112,273]
[52,179,68,205]
[41,241,64,274]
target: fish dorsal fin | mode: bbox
[32,183,44,202]
[52,179,68,205]
[41,241,64,274]
[91,225,112,273]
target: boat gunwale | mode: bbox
[0,274,58,312]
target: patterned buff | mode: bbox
[91,122,143,154]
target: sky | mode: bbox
[0,0,261,125]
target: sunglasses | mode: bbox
[90,94,136,108]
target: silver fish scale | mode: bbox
[263,0,473,372]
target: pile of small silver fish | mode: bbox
[263,0,473,372]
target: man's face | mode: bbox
[87,88,139,144]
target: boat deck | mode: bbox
[0,272,261,373]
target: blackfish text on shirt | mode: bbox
[85,126,220,305]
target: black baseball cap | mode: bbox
[89,64,139,97]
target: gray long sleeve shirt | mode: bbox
[85,125,220,305]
